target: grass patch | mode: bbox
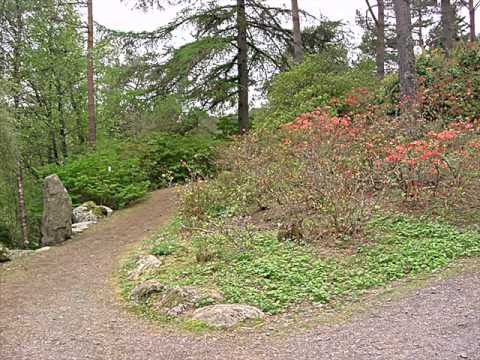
[131,215,480,315]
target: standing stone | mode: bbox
[41,175,72,245]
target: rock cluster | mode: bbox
[72,201,113,235]
[129,254,265,328]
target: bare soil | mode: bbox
[1,187,479,360]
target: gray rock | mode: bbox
[154,286,224,317]
[35,246,51,253]
[72,221,97,235]
[98,205,113,217]
[0,244,10,262]
[7,249,35,260]
[131,280,165,304]
[73,202,113,224]
[41,175,72,245]
[128,255,163,280]
[73,205,98,224]
[191,304,265,328]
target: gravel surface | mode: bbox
[1,188,479,360]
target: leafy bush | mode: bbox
[140,133,219,188]
[39,133,221,210]
[385,44,480,122]
[40,148,150,209]
[257,54,377,128]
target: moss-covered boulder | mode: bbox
[153,286,224,317]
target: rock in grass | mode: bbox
[41,174,72,245]
[131,280,165,304]
[191,304,265,328]
[128,255,163,280]
[153,286,224,317]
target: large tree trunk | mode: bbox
[291,0,304,64]
[377,0,385,79]
[237,0,249,133]
[87,0,96,148]
[469,0,476,42]
[441,0,455,54]
[393,0,417,104]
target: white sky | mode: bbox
[94,0,362,32]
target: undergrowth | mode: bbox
[132,215,479,315]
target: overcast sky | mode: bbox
[94,0,362,32]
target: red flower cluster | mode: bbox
[283,109,354,136]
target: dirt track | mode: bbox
[1,187,479,359]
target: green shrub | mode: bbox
[151,241,178,256]
[140,133,219,188]
[40,149,150,209]
[257,54,377,128]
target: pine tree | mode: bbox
[119,0,293,132]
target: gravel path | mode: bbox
[1,188,479,360]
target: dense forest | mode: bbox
[0,0,479,252]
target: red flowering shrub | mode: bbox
[183,97,480,244]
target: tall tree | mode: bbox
[117,0,293,133]
[357,1,398,74]
[393,0,417,104]
[237,0,249,132]
[87,0,96,148]
[468,0,476,42]
[365,0,386,78]
[411,0,437,49]
[441,0,455,54]
[291,0,304,64]
[10,1,29,247]
[1,0,87,246]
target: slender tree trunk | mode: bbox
[469,0,476,42]
[16,162,29,248]
[49,112,59,164]
[291,0,304,64]
[70,91,85,145]
[393,0,417,104]
[365,0,385,79]
[377,0,385,79]
[57,83,68,161]
[13,2,29,248]
[237,0,249,133]
[418,10,424,49]
[87,0,96,148]
[441,0,455,54]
